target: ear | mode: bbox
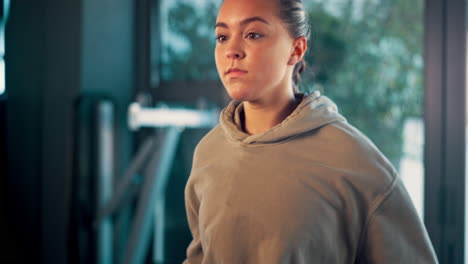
[288,36,308,66]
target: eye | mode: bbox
[216,35,228,43]
[246,32,263,40]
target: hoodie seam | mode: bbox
[353,171,399,263]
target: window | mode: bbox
[0,0,10,95]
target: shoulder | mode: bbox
[298,119,399,204]
[192,124,224,156]
[190,124,231,172]
[185,124,224,193]
[299,119,396,175]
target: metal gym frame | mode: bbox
[94,101,218,264]
[424,0,466,263]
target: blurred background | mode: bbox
[0,0,466,263]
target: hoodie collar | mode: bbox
[220,91,346,145]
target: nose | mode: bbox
[225,39,245,60]
[227,52,242,59]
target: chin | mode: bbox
[226,87,255,101]
[223,81,260,101]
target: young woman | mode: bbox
[183,0,438,263]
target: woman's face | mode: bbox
[215,0,296,103]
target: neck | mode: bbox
[242,91,300,135]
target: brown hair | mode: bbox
[277,0,311,92]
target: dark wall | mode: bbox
[5,0,135,263]
[5,0,47,262]
[81,0,134,176]
[0,97,21,263]
[41,1,82,262]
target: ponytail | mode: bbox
[278,0,310,93]
[292,59,307,93]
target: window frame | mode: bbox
[424,0,466,263]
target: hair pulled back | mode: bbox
[277,0,310,92]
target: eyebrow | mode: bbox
[215,16,270,29]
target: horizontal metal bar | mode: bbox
[128,102,218,130]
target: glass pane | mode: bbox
[160,0,221,82]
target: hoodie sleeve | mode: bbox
[356,179,438,263]
[183,182,204,264]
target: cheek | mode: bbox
[214,47,223,74]
[250,46,289,80]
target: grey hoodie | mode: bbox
[184,91,438,264]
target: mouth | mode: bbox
[225,68,248,76]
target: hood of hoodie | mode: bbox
[219,91,346,145]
